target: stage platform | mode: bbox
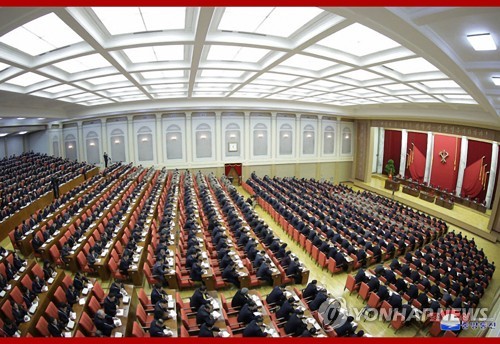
[353,174,498,243]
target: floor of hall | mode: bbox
[1,180,498,337]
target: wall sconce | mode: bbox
[89,142,95,146]
[68,145,73,149]
[283,134,289,138]
[171,136,178,141]
[257,133,264,138]
[344,134,350,139]
[141,137,148,142]
[306,134,312,138]
[200,135,207,139]
[229,134,236,138]
[326,134,332,139]
[114,139,120,144]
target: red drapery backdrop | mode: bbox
[383,130,402,175]
[405,132,427,182]
[462,140,492,201]
[430,134,461,193]
[225,163,242,177]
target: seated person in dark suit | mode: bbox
[198,323,220,337]
[354,269,368,285]
[196,303,216,327]
[31,275,45,294]
[366,276,380,292]
[302,280,319,300]
[151,283,168,305]
[189,261,204,282]
[11,301,28,325]
[103,294,119,317]
[2,319,18,337]
[20,285,36,308]
[406,284,419,300]
[118,253,132,276]
[231,288,251,309]
[416,292,430,309]
[149,318,173,337]
[47,316,64,337]
[154,299,171,321]
[284,310,307,336]
[256,260,273,285]
[221,261,241,288]
[394,277,407,293]
[109,281,125,299]
[266,285,286,308]
[376,285,390,301]
[276,298,296,321]
[73,272,90,292]
[190,285,209,312]
[65,284,79,306]
[309,290,328,312]
[243,317,268,337]
[285,257,303,284]
[388,293,403,309]
[237,301,259,325]
[57,302,72,326]
[335,315,357,337]
[93,309,117,337]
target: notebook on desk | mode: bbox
[116,309,125,317]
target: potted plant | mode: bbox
[384,159,396,180]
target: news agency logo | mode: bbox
[318,297,349,329]
[440,312,461,331]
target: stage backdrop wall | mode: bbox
[462,140,492,201]
[430,134,461,192]
[382,129,402,175]
[405,131,427,182]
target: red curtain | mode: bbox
[430,134,461,193]
[225,163,242,177]
[461,140,492,201]
[383,130,402,175]
[405,132,427,182]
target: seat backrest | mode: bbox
[74,330,85,337]
[77,252,88,269]
[21,274,33,291]
[36,316,50,337]
[49,245,61,261]
[108,258,118,273]
[31,263,44,279]
[45,302,58,319]
[135,303,147,325]
[79,312,95,336]
[132,321,145,337]
[88,296,101,316]
[54,286,67,304]
[345,274,356,290]
[180,324,190,337]
[62,275,73,290]
[138,289,150,308]
[1,300,13,321]
[9,286,24,305]
[92,282,105,303]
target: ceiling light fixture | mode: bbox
[17,117,26,120]
[492,76,500,86]
[37,117,45,120]
[467,33,497,51]
[19,131,28,135]
[0,133,8,137]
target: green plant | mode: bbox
[384,159,396,176]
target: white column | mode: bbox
[316,115,322,159]
[244,112,251,164]
[486,142,499,208]
[424,132,434,184]
[127,115,134,163]
[376,128,384,174]
[100,118,107,166]
[455,136,469,196]
[296,114,302,161]
[77,121,84,162]
[399,129,408,177]
[185,113,192,165]
[271,113,277,160]
[155,113,163,165]
[215,112,222,164]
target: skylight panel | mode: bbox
[317,23,400,57]
[382,83,413,91]
[153,92,186,98]
[0,62,9,71]
[280,54,334,71]
[193,92,227,97]
[384,57,439,74]
[124,45,184,63]
[200,69,244,78]
[340,70,381,81]
[7,72,48,87]
[141,70,184,79]
[207,45,269,63]
[255,73,298,82]
[87,74,128,85]
[492,76,500,86]
[44,84,79,93]
[93,7,186,35]
[149,83,186,90]
[104,86,140,94]
[54,54,112,73]
[219,7,322,37]
[118,94,149,101]
[420,80,461,89]
[83,99,114,105]
[443,94,474,100]
[0,13,83,56]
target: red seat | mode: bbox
[45,302,58,319]
[344,274,360,295]
[367,292,382,309]
[36,316,50,337]
[317,252,327,268]
[311,245,319,262]
[108,258,128,280]
[327,257,342,275]
[390,311,406,332]
[138,289,155,312]
[54,286,67,304]
[88,296,101,316]
[136,303,154,329]
[380,301,393,322]
[78,312,96,336]
[358,282,371,301]
[305,240,313,255]
[132,321,150,337]
[92,282,105,303]
[143,264,159,287]
[77,252,94,274]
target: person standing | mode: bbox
[103,152,109,168]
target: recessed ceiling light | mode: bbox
[18,131,28,135]
[37,117,45,120]
[492,76,500,86]
[0,133,8,137]
[17,117,26,120]
[467,33,497,51]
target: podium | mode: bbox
[384,179,400,192]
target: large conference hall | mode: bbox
[0,6,499,339]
